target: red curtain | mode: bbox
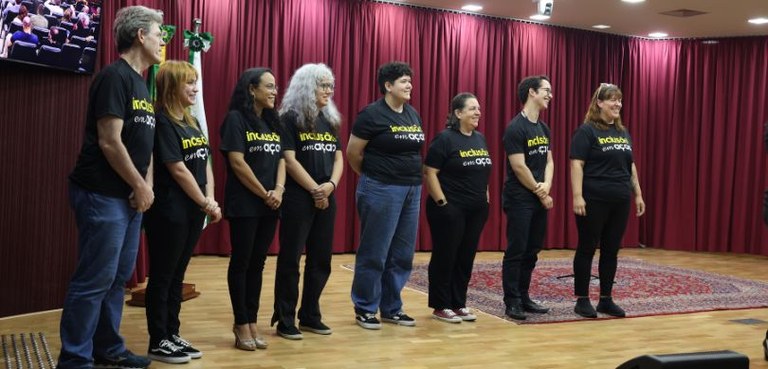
[1,0,766,316]
[96,0,768,262]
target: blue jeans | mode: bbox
[351,175,421,316]
[57,183,143,369]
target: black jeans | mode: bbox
[426,200,488,309]
[501,202,547,307]
[272,191,335,327]
[227,215,278,325]
[144,190,205,346]
[573,199,630,297]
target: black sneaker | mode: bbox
[355,313,382,330]
[574,297,597,318]
[381,311,416,327]
[170,334,202,359]
[147,339,191,364]
[277,323,304,340]
[596,297,626,317]
[299,321,332,335]
[94,350,152,369]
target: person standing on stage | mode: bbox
[271,63,343,339]
[501,75,554,321]
[570,83,645,318]
[58,6,163,369]
[425,92,491,323]
[144,60,221,363]
[221,67,285,351]
[347,61,424,329]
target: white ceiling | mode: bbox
[383,0,768,38]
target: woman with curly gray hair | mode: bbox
[270,63,343,340]
[58,5,163,369]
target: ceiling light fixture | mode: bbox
[592,25,611,29]
[530,14,551,21]
[533,0,554,16]
[648,32,669,38]
[748,17,768,25]
[621,0,646,3]
[461,4,483,12]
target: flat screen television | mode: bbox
[0,0,102,74]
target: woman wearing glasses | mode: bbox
[221,68,285,350]
[271,63,343,340]
[570,83,645,318]
[347,61,424,329]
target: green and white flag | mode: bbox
[184,22,214,139]
[147,25,176,100]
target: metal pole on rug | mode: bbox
[39,332,54,369]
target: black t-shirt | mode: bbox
[281,111,341,190]
[569,123,634,202]
[424,129,491,208]
[220,110,282,217]
[69,58,155,198]
[153,111,209,196]
[502,113,551,208]
[351,98,424,185]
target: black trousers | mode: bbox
[144,191,206,346]
[573,199,630,297]
[272,192,335,327]
[501,202,547,307]
[426,200,488,309]
[227,214,278,325]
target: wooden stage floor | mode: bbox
[2,248,767,368]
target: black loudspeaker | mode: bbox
[616,350,749,369]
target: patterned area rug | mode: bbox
[404,258,768,324]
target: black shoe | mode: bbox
[574,297,597,318]
[355,313,382,330]
[596,297,626,317]
[277,323,304,340]
[299,320,332,335]
[381,311,416,326]
[522,298,550,314]
[170,334,202,359]
[147,339,191,364]
[504,301,526,320]
[94,350,152,369]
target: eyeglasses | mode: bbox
[537,87,552,96]
[263,84,278,92]
[318,82,335,91]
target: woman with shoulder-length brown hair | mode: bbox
[570,83,645,319]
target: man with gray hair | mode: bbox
[57,5,164,369]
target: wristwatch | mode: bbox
[436,199,447,206]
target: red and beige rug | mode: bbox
[403,258,768,324]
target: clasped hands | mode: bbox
[201,196,222,223]
[310,182,334,210]
[534,182,553,209]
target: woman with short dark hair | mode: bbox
[347,61,425,329]
[425,93,491,323]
